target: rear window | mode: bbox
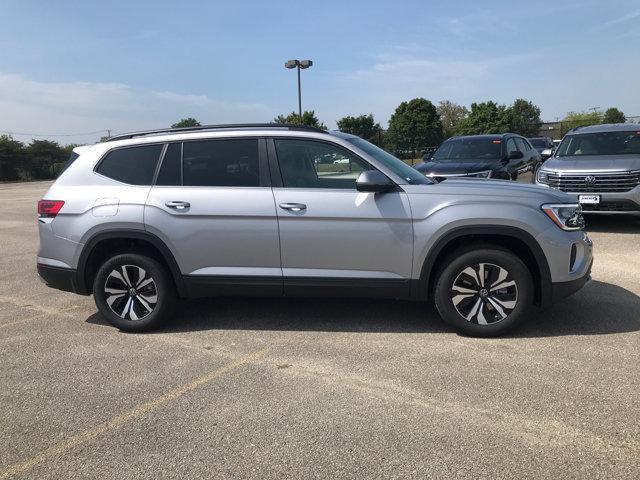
[96,145,163,185]
[182,139,259,187]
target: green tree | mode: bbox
[0,135,26,181]
[336,114,383,145]
[508,98,542,137]
[455,101,511,135]
[602,107,626,124]
[560,111,603,135]
[26,140,68,180]
[436,100,469,139]
[171,117,201,128]
[274,110,327,130]
[387,98,443,159]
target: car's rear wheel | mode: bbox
[434,247,533,337]
[93,253,175,332]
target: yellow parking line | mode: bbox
[0,347,269,480]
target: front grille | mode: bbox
[547,172,640,193]
[581,201,640,212]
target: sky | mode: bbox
[1,0,639,144]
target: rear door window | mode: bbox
[96,144,163,185]
[182,139,260,187]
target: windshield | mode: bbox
[529,138,547,148]
[557,131,640,157]
[431,138,502,162]
[346,137,431,184]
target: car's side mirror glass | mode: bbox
[356,171,395,193]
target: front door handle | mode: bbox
[165,201,191,210]
[279,202,307,212]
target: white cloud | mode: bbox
[0,73,271,144]
[602,8,640,27]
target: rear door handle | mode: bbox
[165,201,191,210]
[279,202,307,212]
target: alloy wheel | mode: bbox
[451,263,518,325]
[104,265,158,321]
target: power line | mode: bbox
[0,129,110,138]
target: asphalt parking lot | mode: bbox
[1,181,639,479]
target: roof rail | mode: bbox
[105,123,327,142]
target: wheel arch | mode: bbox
[76,229,186,297]
[414,225,552,307]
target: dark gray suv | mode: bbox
[536,124,640,213]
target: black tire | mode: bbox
[434,247,533,337]
[93,253,176,332]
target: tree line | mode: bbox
[272,101,628,159]
[0,104,629,181]
[0,136,76,182]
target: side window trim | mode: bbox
[151,143,169,185]
[268,136,379,190]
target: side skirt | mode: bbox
[181,275,411,300]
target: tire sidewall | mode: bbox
[434,248,534,337]
[93,253,174,332]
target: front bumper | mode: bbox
[37,263,80,294]
[550,258,592,302]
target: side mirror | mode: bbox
[541,148,553,158]
[356,170,395,193]
[508,150,524,160]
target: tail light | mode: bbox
[38,200,65,218]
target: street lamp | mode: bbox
[285,59,313,118]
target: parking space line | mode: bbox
[0,347,269,480]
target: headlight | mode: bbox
[541,204,585,231]
[469,170,492,178]
[537,169,551,184]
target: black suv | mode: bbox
[415,134,542,181]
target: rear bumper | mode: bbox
[37,263,81,294]
[550,259,592,302]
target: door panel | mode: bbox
[274,188,413,296]
[145,186,281,276]
[144,138,282,291]
[269,138,413,294]
[273,188,413,281]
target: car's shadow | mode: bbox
[585,214,640,233]
[86,280,640,338]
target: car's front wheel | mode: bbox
[93,253,176,332]
[434,247,533,337]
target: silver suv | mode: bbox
[37,124,593,336]
[536,123,640,213]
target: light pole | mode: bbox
[285,59,313,118]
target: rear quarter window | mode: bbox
[96,144,163,185]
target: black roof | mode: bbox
[106,123,328,142]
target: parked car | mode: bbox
[536,123,640,213]
[37,124,592,337]
[414,134,542,181]
[528,136,555,159]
